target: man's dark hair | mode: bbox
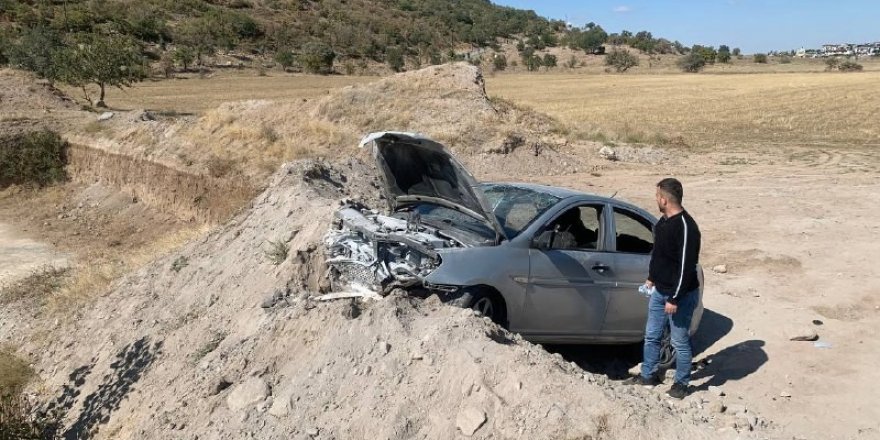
[657,178,683,204]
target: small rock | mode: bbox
[97,111,115,121]
[598,146,618,161]
[455,407,487,437]
[726,403,747,416]
[780,390,792,398]
[377,341,391,355]
[787,327,819,341]
[305,427,319,437]
[268,394,291,417]
[712,264,728,274]
[226,378,270,411]
[709,400,726,414]
[709,385,725,397]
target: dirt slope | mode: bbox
[2,158,769,440]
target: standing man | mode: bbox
[625,178,702,399]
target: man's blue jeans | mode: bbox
[640,288,698,385]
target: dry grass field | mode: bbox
[486,70,880,149]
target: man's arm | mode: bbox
[668,216,698,306]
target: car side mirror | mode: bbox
[532,226,559,250]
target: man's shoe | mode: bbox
[667,382,688,399]
[622,374,662,387]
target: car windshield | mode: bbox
[481,184,561,238]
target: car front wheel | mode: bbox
[466,288,508,328]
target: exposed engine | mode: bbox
[323,206,462,294]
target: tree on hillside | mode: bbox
[605,48,639,72]
[565,24,607,54]
[692,45,717,64]
[60,33,147,107]
[300,41,336,74]
[492,54,507,71]
[717,45,731,63]
[386,46,405,72]
[172,46,195,71]
[677,52,707,73]
[274,49,295,71]
[5,27,66,85]
[542,53,557,69]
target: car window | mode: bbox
[613,208,653,254]
[542,205,603,251]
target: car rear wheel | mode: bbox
[658,328,675,370]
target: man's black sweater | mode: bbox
[649,210,701,304]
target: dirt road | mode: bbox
[0,222,67,287]
[481,146,880,439]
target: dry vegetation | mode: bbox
[77,73,375,114]
[486,69,880,149]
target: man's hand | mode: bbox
[664,302,678,315]
[645,280,654,288]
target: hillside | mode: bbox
[0,0,558,62]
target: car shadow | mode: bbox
[544,308,735,380]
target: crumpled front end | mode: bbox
[323,206,461,295]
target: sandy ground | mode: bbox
[0,222,68,286]
[481,146,880,440]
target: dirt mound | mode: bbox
[3,158,766,439]
[0,69,89,136]
[72,63,593,184]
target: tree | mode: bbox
[677,53,706,73]
[62,33,147,107]
[274,49,295,71]
[6,27,65,84]
[520,46,541,72]
[732,47,742,58]
[717,45,731,63]
[172,46,195,71]
[386,46,404,72]
[692,45,717,64]
[542,53,557,69]
[605,48,639,72]
[753,53,768,63]
[492,54,507,71]
[300,41,336,74]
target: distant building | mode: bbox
[821,44,853,56]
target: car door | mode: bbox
[602,206,656,339]
[520,203,614,338]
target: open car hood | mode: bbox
[359,132,508,242]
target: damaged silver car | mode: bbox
[324,132,702,366]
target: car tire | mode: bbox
[658,328,676,371]
[466,288,508,328]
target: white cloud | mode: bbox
[613,5,633,13]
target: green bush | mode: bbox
[0,131,68,188]
[300,41,335,74]
[386,46,404,72]
[542,53,557,69]
[677,52,706,73]
[838,60,863,72]
[492,54,507,71]
[274,49,295,71]
[605,48,639,72]
[753,53,768,63]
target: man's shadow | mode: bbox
[546,308,739,380]
[690,339,768,391]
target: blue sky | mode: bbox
[493,1,879,53]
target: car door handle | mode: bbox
[591,263,610,273]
